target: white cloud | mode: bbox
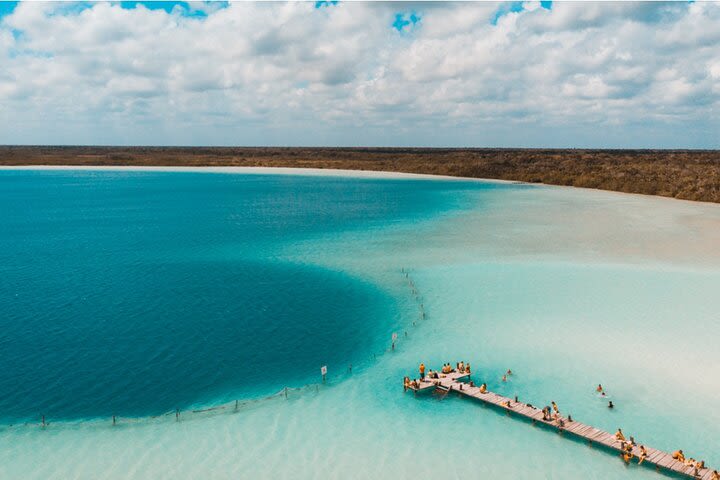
[0,1,718,147]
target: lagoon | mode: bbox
[1,168,719,479]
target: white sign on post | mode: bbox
[320,365,327,376]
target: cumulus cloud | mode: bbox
[0,1,718,147]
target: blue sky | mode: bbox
[0,1,718,148]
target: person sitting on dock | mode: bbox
[622,450,634,464]
[458,361,465,372]
[403,376,411,391]
[465,363,471,374]
[710,470,719,480]
[429,370,439,379]
[479,383,487,394]
[638,445,648,465]
[615,428,626,441]
[672,449,685,462]
[551,401,559,414]
[629,436,637,446]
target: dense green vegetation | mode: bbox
[2,146,718,203]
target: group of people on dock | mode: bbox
[406,363,716,477]
[671,449,714,477]
[440,361,471,375]
[615,428,715,476]
[403,376,420,391]
[404,361,472,391]
[541,401,562,422]
[614,429,649,465]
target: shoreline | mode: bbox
[2,164,719,209]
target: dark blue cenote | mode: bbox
[0,170,497,422]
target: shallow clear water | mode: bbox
[2,168,719,479]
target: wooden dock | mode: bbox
[407,370,715,479]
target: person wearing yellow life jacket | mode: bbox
[672,450,685,462]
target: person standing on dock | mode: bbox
[419,363,425,380]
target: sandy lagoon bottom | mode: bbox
[2,168,720,479]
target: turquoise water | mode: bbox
[2,168,719,479]
[0,170,503,422]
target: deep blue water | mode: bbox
[0,170,499,422]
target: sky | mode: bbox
[0,1,718,148]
